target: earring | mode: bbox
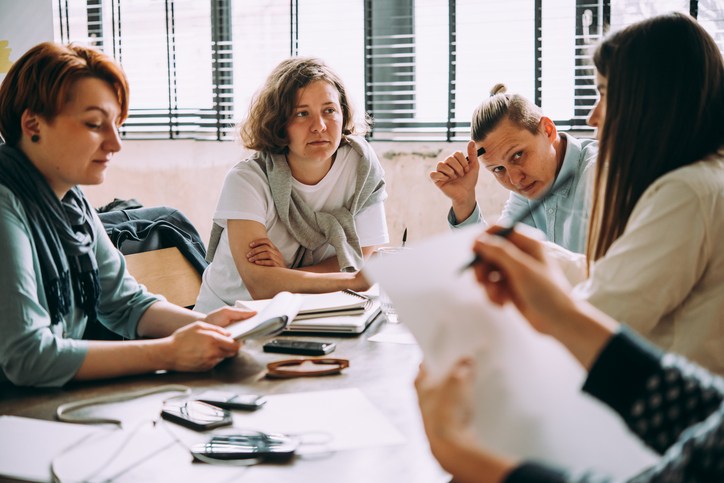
[31,134,40,143]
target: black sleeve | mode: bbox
[504,462,569,483]
[504,462,613,483]
[583,326,724,455]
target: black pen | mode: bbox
[459,170,575,273]
[471,146,486,159]
[402,227,408,248]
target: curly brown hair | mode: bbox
[240,57,364,153]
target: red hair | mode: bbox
[0,42,129,145]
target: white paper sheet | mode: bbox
[50,388,405,481]
[0,416,107,482]
[363,226,658,479]
[230,388,405,453]
[228,291,303,339]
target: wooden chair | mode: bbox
[125,247,202,309]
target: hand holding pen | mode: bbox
[459,170,575,273]
[429,141,486,224]
[470,228,577,336]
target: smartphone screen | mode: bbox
[263,339,335,356]
[160,400,233,431]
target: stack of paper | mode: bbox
[285,300,382,334]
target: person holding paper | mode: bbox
[429,84,597,254]
[195,58,388,311]
[0,43,253,387]
[418,228,724,482]
[416,12,724,481]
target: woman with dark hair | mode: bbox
[574,11,724,373]
[195,57,388,311]
[415,12,724,482]
[0,42,253,387]
[429,84,597,254]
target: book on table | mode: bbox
[227,292,303,340]
[235,290,382,335]
[236,289,373,319]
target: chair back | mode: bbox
[125,247,202,309]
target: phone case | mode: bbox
[160,401,233,431]
[263,339,335,356]
[191,431,298,461]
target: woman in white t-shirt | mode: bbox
[195,58,388,311]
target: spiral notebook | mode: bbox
[236,290,371,319]
[235,290,381,335]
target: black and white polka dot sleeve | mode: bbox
[583,326,724,455]
[505,327,724,483]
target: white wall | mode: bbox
[0,0,54,82]
[82,140,510,246]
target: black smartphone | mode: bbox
[160,400,233,431]
[263,339,336,356]
[195,390,267,411]
[191,431,298,462]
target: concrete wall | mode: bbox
[82,140,510,247]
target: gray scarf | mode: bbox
[207,136,386,272]
[0,144,100,325]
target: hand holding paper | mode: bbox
[227,292,303,340]
[471,230,618,370]
[362,226,656,479]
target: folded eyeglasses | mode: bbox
[266,358,350,379]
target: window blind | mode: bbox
[53,0,724,142]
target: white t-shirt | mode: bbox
[195,145,389,312]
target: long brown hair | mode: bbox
[0,42,129,146]
[587,12,724,263]
[240,57,364,153]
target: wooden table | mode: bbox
[0,318,448,483]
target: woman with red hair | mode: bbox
[0,42,253,387]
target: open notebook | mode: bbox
[227,292,303,340]
[236,291,382,335]
[236,290,373,319]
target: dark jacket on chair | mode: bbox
[99,206,208,274]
